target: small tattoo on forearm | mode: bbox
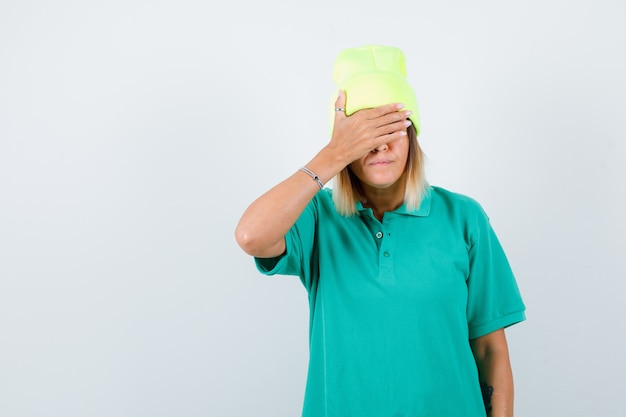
[480,382,494,414]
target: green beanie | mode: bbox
[330,45,420,135]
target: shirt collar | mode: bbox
[356,186,432,217]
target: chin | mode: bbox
[367,178,401,189]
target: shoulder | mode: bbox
[312,188,335,207]
[429,185,487,218]
[429,186,496,246]
[304,188,339,217]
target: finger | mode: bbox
[367,129,407,153]
[375,119,412,137]
[378,130,408,144]
[374,110,412,128]
[366,102,405,120]
[334,89,346,119]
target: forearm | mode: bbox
[235,145,346,258]
[235,92,411,258]
[470,330,515,417]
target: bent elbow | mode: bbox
[235,226,258,256]
[235,224,284,258]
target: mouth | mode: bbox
[369,160,393,166]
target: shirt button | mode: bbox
[375,232,383,239]
[383,251,390,257]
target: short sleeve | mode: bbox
[253,193,320,292]
[466,205,526,339]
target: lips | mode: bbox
[369,159,393,166]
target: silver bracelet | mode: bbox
[299,166,324,189]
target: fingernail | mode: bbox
[404,120,412,127]
[396,103,405,110]
[405,110,412,116]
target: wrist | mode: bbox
[299,166,324,189]
[306,145,351,181]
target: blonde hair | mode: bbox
[332,125,427,216]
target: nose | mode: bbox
[372,142,389,153]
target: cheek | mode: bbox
[348,158,366,175]
[394,142,410,164]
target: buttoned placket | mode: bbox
[378,214,397,280]
[361,211,397,281]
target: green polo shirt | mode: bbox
[255,186,525,417]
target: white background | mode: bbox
[1,1,625,416]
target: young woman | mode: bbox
[235,45,525,417]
